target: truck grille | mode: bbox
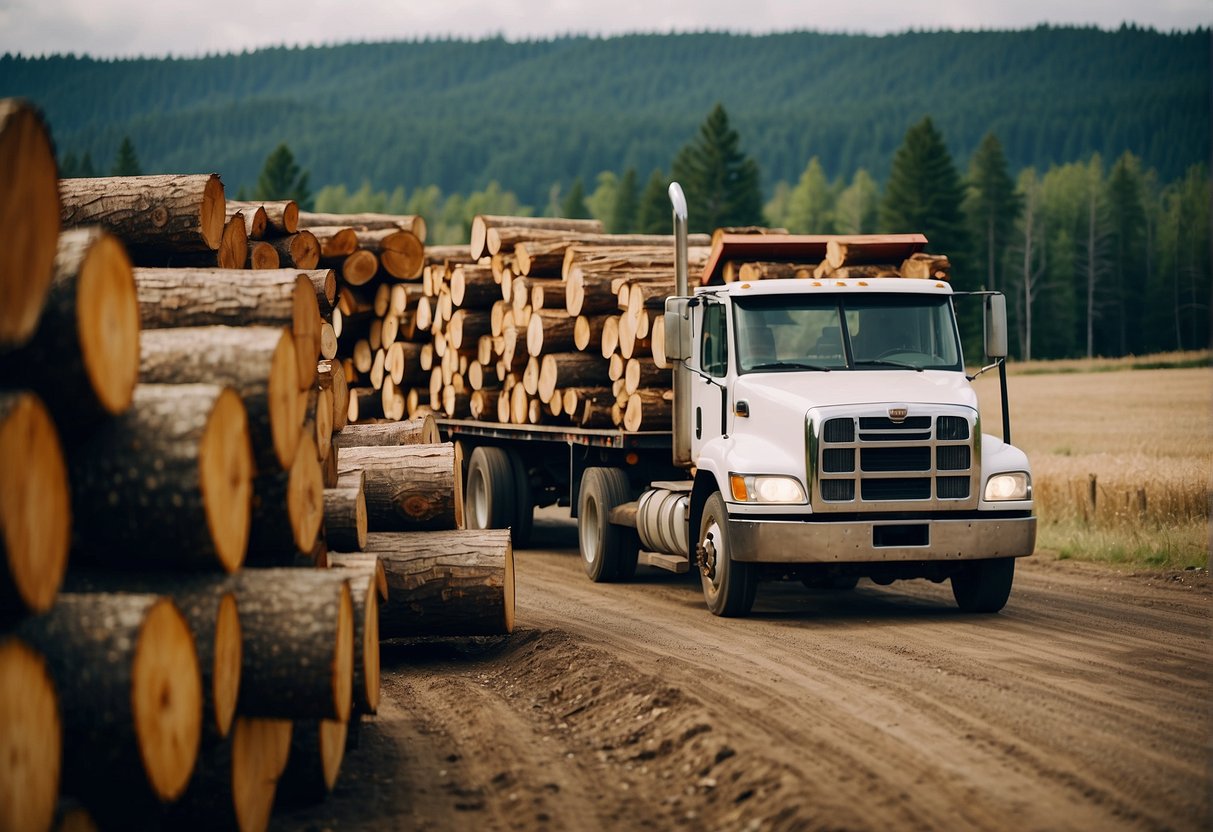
[811,411,978,511]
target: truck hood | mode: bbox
[734,370,978,417]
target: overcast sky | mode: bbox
[0,0,1208,58]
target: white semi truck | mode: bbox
[440,184,1036,616]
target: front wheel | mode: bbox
[578,467,639,583]
[951,558,1016,613]
[698,493,757,616]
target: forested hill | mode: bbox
[1,26,1208,203]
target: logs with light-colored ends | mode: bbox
[227,200,298,235]
[140,326,302,473]
[625,358,670,396]
[274,719,348,806]
[0,99,61,348]
[449,264,499,308]
[337,443,462,531]
[324,470,367,552]
[332,415,439,448]
[340,249,378,286]
[298,211,425,241]
[329,553,387,602]
[526,308,577,356]
[347,387,382,423]
[623,388,675,432]
[324,562,378,714]
[60,571,242,740]
[170,716,291,832]
[246,432,324,565]
[370,530,513,637]
[267,231,320,270]
[216,213,249,270]
[308,226,358,259]
[0,636,61,832]
[0,392,70,621]
[736,261,813,281]
[248,241,279,270]
[230,203,267,240]
[536,352,612,403]
[228,569,353,721]
[6,228,139,436]
[448,308,492,351]
[17,593,202,807]
[69,383,253,573]
[59,173,225,252]
[469,214,603,260]
[900,252,952,280]
[133,268,321,390]
[302,268,338,313]
[305,387,334,463]
[355,228,423,280]
[318,359,349,432]
[573,314,607,351]
[563,386,616,427]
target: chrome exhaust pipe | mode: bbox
[668,181,691,468]
[668,182,688,297]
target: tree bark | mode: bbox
[337,444,461,531]
[267,231,320,270]
[247,432,324,565]
[449,308,493,351]
[623,388,675,431]
[332,415,439,447]
[0,635,61,832]
[371,530,514,637]
[0,98,61,347]
[470,215,603,260]
[526,308,578,356]
[324,470,367,552]
[5,228,139,436]
[299,211,425,241]
[227,200,298,235]
[326,563,379,714]
[227,569,353,722]
[16,593,202,808]
[70,384,253,573]
[229,203,267,240]
[140,326,302,473]
[60,174,225,252]
[536,352,612,403]
[353,229,423,280]
[307,226,358,259]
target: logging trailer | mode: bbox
[438,183,1035,616]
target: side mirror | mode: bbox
[664,296,692,361]
[985,294,1008,358]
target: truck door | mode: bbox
[691,298,730,457]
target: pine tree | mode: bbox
[964,133,1020,292]
[560,178,590,219]
[784,157,835,234]
[636,169,671,234]
[610,167,639,233]
[111,136,141,176]
[1105,152,1147,355]
[254,143,312,209]
[671,104,763,233]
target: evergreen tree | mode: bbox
[78,152,96,178]
[610,167,639,233]
[254,143,312,209]
[560,178,591,219]
[636,169,671,234]
[111,136,141,176]
[784,157,836,234]
[964,132,1020,292]
[834,169,879,234]
[671,103,763,233]
[1105,152,1147,355]
[585,172,618,225]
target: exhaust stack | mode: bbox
[668,182,692,468]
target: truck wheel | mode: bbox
[578,467,639,582]
[505,448,533,548]
[465,446,514,532]
[698,493,756,617]
[951,558,1016,613]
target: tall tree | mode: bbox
[1078,156,1113,357]
[254,143,312,209]
[636,169,671,234]
[111,136,141,176]
[1010,169,1048,359]
[834,169,879,234]
[964,133,1020,292]
[1104,152,1147,355]
[610,167,639,233]
[671,103,763,233]
[560,177,591,219]
[784,157,836,234]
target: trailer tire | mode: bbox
[466,446,514,533]
[951,557,1015,613]
[505,448,533,548]
[578,467,639,582]
[698,492,757,617]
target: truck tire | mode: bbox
[951,557,1015,613]
[698,492,757,617]
[578,467,639,583]
[465,446,514,532]
[505,448,533,548]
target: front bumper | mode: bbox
[728,514,1036,563]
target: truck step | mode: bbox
[638,550,689,574]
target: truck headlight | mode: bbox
[730,474,806,504]
[984,472,1031,501]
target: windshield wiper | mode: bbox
[748,361,832,372]
[852,359,924,371]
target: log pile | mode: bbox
[1,98,515,832]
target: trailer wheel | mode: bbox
[951,557,1015,613]
[505,448,533,548]
[578,467,638,582]
[698,492,756,617]
[465,446,514,532]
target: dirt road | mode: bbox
[279,509,1211,831]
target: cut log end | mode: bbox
[0,100,60,346]
[199,387,254,573]
[212,593,241,738]
[231,717,292,832]
[76,230,140,414]
[0,392,70,615]
[269,330,303,470]
[132,598,203,802]
[319,719,348,791]
[0,636,61,832]
[334,583,354,722]
[200,174,226,250]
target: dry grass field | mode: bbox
[972,351,1211,569]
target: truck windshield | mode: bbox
[733,293,963,373]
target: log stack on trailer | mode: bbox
[0,98,513,832]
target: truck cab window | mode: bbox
[700,302,728,377]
